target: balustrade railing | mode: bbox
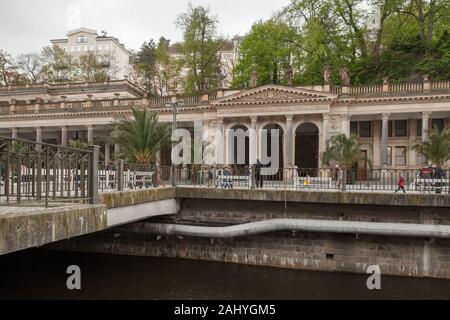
[1,79,450,116]
[350,85,383,95]
[389,82,424,93]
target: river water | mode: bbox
[0,249,449,300]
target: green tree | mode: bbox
[414,126,450,166]
[68,139,89,150]
[135,37,179,96]
[78,52,111,82]
[16,53,43,83]
[41,45,78,83]
[322,134,365,168]
[175,4,223,93]
[0,50,27,86]
[112,107,171,165]
[232,19,297,87]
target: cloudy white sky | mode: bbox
[0,0,291,55]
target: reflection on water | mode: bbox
[0,249,449,300]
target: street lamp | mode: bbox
[165,92,184,187]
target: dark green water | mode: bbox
[0,249,449,300]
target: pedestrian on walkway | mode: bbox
[395,174,406,194]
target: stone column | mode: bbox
[194,120,203,165]
[87,125,94,145]
[225,125,233,165]
[250,116,258,165]
[381,113,390,167]
[285,115,293,166]
[155,151,161,166]
[409,119,417,167]
[35,127,42,151]
[372,120,381,168]
[11,128,18,139]
[341,114,351,137]
[322,114,330,150]
[35,127,42,143]
[422,112,431,143]
[217,118,225,165]
[114,144,121,161]
[61,126,68,147]
[105,143,111,163]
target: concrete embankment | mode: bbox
[0,188,178,255]
[48,189,450,279]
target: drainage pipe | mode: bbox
[140,219,450,239]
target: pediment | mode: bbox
[212,85,337,106]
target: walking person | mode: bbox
[335,165,343,189]
[395,174,406,194]
[207,167,214,188]
[255,159,263,189]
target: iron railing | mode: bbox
[102,164,450,195]
[0,136,99,206]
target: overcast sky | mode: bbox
[0,0,291,55]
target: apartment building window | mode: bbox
[395,120,408,137]
[360,121,372,138]
[77,36,88,43]
[350,121,372,138]
[387,120,407,137]
[395,147,407,166]
[417,118,445,136]
[432,119,445,132]
[350,122,358,136]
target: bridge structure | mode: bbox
[1,137,450,279]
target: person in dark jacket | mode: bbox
[255,159,263,189]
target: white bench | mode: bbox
[126,171,155,189]
[413,178,449,192]
[217,175,250,188]
[295,176,333,189]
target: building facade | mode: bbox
[0,78,449,171]
[51,28,132,80]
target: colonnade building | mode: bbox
[1,78,449,173]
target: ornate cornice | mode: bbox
[211,85,337,107]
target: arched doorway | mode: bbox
[295,123,319,169]
[262,123,284,171]
[230,125,250,167]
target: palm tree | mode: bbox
[414,126,450,166]
[322,134,365,168]
[112,107,170,165]
[68,139,88,150]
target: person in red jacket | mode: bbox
[395,175,406,194]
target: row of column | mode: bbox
[10,125,121,163]
[216,114,330,167]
